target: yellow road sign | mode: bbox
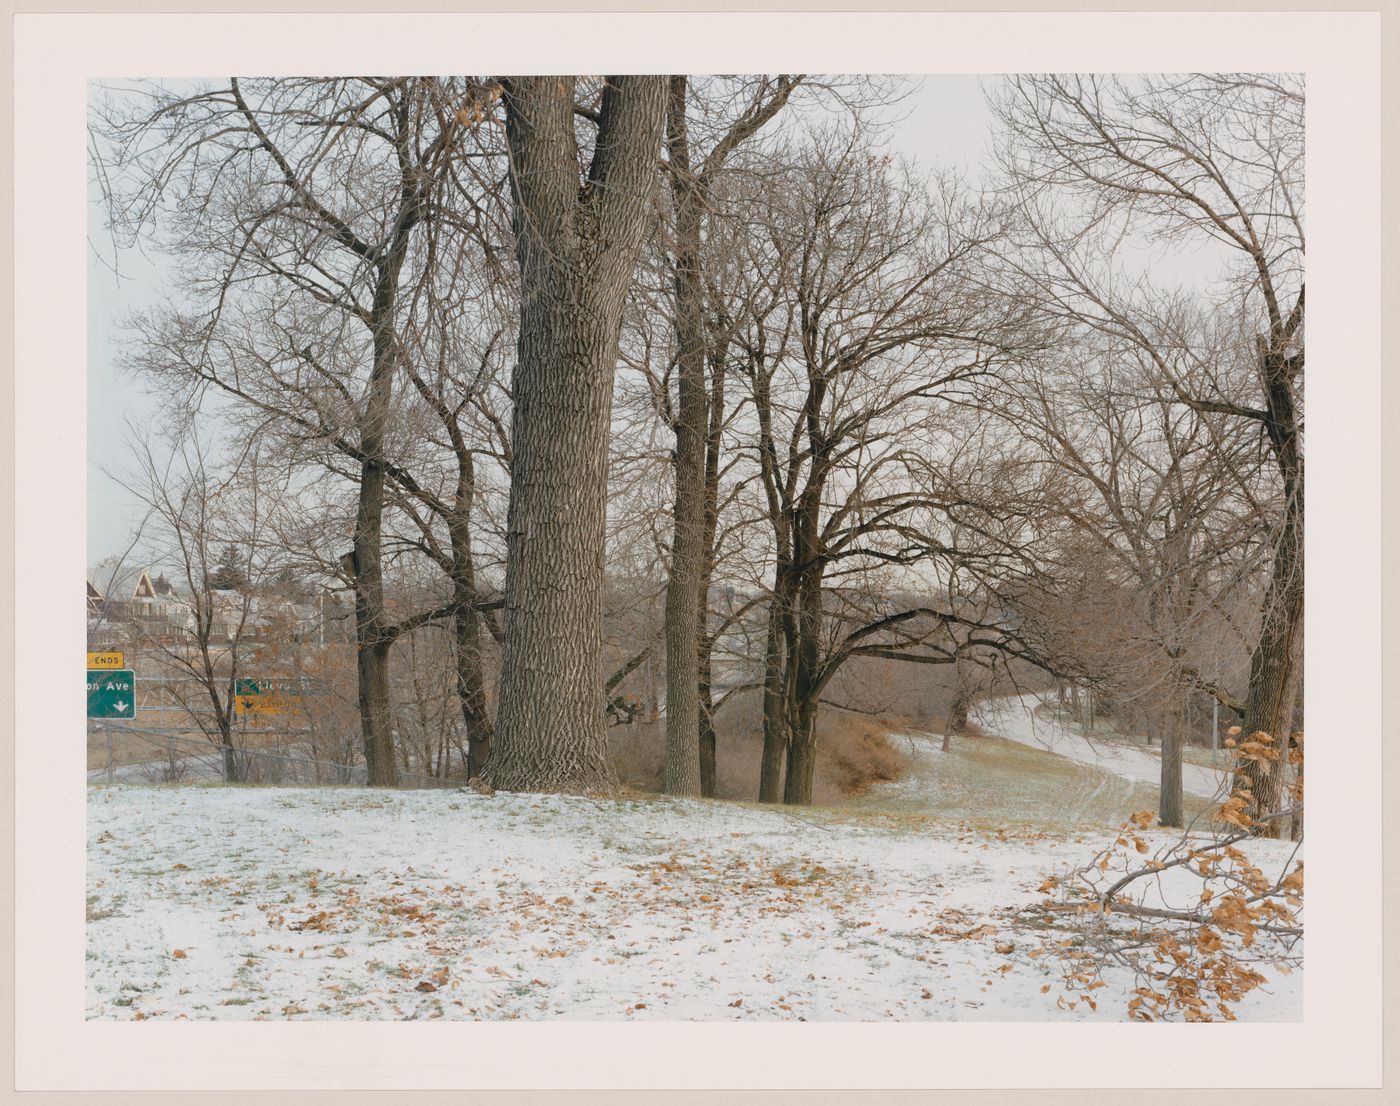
[234,677,312,718]
[237,691,290,717]
[87,651,125,669]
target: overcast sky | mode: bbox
[84,75,1001,565]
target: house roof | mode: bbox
[88,559,158,602]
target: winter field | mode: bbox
[86,696,1302,1022]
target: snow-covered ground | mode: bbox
[975,693,1231,800]
[87,760,1300,1021]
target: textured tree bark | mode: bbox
[444,443,494,780]
[357,636,396,785]
[489,75,667,794]
[350,102,432,787]
[211,677,239,782]
[355,246,414,787]
[1286,680,1304,841]
[782,562,824,806]
[781,476,826,805]
[1235,502,1303,837]
[947,697,970,734]
[946,652,971,746]
[1158,690,1185,828]
[758,579,791,803]
[945,686,969,753]
[661,76,706,797]
[451,563,494,780]
[696,333,728,798]
[355,364,398,785]
[221,738,239,784]
[1235,344,1304,837]
[400,325,498,780]
[783,709,817,805]
[697,645,718,797]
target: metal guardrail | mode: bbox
[87,724,457,789]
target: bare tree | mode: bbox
[992,73,1304,833]
[999,337,1272,825]
[487,76,668,793]
[114,429,289,781]
[656,76,809,797]
[713,133,1051,804]
[94,76,505,785]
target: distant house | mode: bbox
[88,556,341,650]
[87,561,195,640]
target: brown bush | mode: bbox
[810,710,907,801]
[608,691,908,805]
[607,719,664,791]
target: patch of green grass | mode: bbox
[86,893,126,922]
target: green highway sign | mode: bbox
[235,677,319,696]
[234,676,322,717]
[87,669,136,720]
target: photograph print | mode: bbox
[83,71,1305,1025]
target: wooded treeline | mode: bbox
[91,73,1303,832]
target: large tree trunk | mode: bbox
[661,76,706,797]
[782,547,824,806]
[489,75,667,794]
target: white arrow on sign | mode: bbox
[113,701,129,713]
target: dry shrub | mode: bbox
[809,710,907,802]
[607,720,664,791]
[608,691,907,804]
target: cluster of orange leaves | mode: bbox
[1213,726,1304,831]
[1050,728,1304,1022]
[454,83,504,128]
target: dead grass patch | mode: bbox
[608,692,907,804]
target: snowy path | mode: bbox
[86,784,1299,1023]
[974,693,1230,800]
